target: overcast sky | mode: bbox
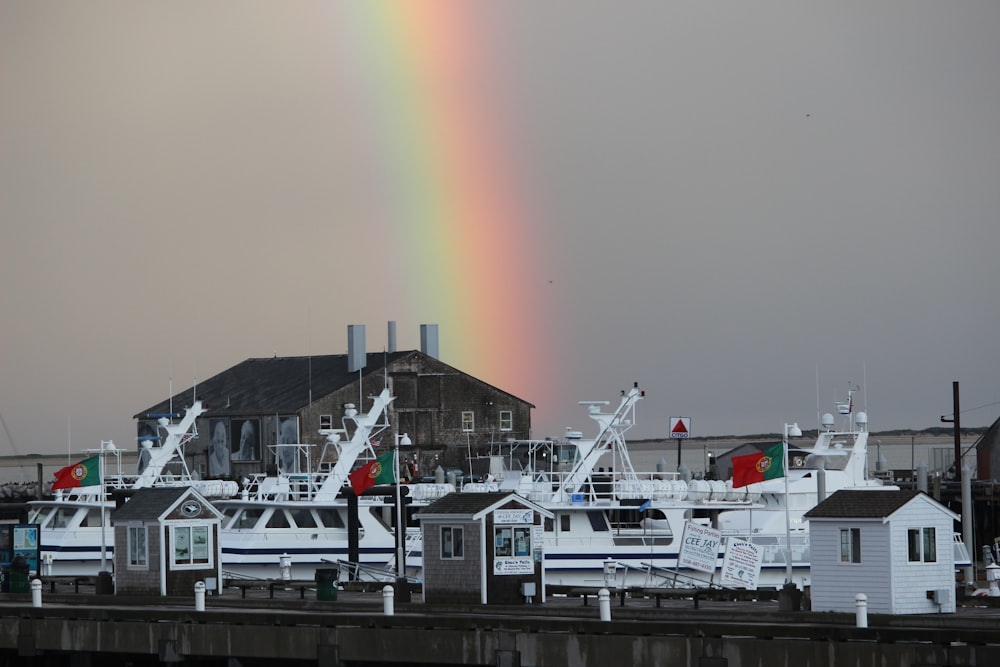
[2,2,998,458]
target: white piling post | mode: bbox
[30,579,42,608]
[279,553,292,581]
[987,563,1000,597]
[855,593,868,628]
[41,554,53,577]
[598,588,611,621]
[383,585,395,616]
[194,581,206,612]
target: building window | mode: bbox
[908,527,937,562]
[839,527,861,563]
[128,526,148,568]
[461,411,475,432]
[319,414,333,430]
[172,525,212,568]
[441,526,464,559]
[499,410,513,432]
[495,527,513,557]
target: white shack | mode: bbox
[804,489,958,614]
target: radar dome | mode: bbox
[821,413,835,429]
[855,411,868,426]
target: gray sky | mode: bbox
[1,2,998,457]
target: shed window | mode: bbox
[319,415,334,430]
[908,527,937,562]
[128,526,148,568]
[172,525,212,568]
[461,411,475,432]
[499,410,513,432]
[839,528,861,563]
[441,526,464,559]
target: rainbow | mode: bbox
[324,3,558,420]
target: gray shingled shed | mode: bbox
[110,487,224,597]
[417,492,552,605]
[804,489,959,614]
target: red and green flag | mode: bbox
[731,443,784,488]
[348,451,395,495]
[51,455,101,490]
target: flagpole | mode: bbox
[100,441,107,572]
[782,423,802,585]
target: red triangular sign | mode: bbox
[671,419,688,434]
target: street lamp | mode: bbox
[394,433,412,582]
[782,422,802,586]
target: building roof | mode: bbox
[417,492,552,520]
[110,487,189,522]
[110,487,222,522]
[803,489,956,520]
[134,351,414,418]
[135,350,535,419]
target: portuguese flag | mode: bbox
[731,443,784,488]
[52,455,101,490]
[348,451,396,495]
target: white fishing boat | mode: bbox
[27,402,239,576]
[212,387,453,581]
[406,383,970,590]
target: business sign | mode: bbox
[677,521,721,574]
[721,538,763,589]
[669,417,691,439]
[494,509,533,525]
[494,558,534,576]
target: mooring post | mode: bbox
[30,579,42,608]
[194,581,206,612]
[598,588,611,621]
[855,593,868,628]
[383,585,395,616]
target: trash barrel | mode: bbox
[95,571,114,595]
[315,568,337,601]
[0,565,9,594]
[10,555,29,594]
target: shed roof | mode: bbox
[803,489,958,521]
[417,492,552,520]
[110,487,222,523]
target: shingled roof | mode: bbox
[803,489,926,519]
[134,351,413,418]
[110,487,189,522]
[417,492,552,520]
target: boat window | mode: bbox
[265,510,290,529]
[587,511,609,532]
[28,507,51,525]
[315,508,345,528]
[560,514,571,532]
[544,517,554,532]
[81,508,104,527]
[289,508,317,528]
[234,509,264,530]
[51,508,76,529]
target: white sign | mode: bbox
[494,509,533,525]
[494,558,534,576]
[721,538,763,589]
[678,521,721,574]
[669,417,691,439]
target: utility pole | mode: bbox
[940,381,961,482]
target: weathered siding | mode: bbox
[422,520,483,604]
